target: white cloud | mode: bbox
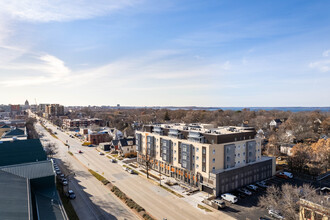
[323,50,330,57]
[0,54,72,87]
[309,60,330,72]
[0,0,141,22]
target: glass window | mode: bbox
[174,143,176,146]
[196,164,199,168]
[212,167,215,170]
[174,157,176,161]
[213,149,215,154]
[196,148,199,152]
[212,158,215,163]
[243,152,245,156]
[202,148,206,154]
[196,156,199,160]
[238,153,240,157]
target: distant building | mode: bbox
[0,139,67,219]
[38,104,49,113]
[280,144,295,156]
[63,118,103,129]
[10,104,21,117]
[136,123,275,196]
[269,119,283,129]
[45,104,64,117]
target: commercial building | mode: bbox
[0,139,67,219]
[87,132,111,145]
[136,123,275,196]
[63,118,103,129]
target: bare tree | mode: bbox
[259,183,329,220]
[44,142,58,158]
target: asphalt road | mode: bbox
[40,119,235,220]
[36,122,138,220]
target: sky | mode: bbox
[0,0,329,107]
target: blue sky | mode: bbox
[0,0,329,107]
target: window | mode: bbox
[196,156,199,160]
[196,148,199,152]
[174,143,176,146]
[258,149,260,152]
[212,149,215,154]
[196,164,199,168]
[227,156,230,162]
[243,160,245,163]
[238,161,240,164]
[238,153,240,157]
[182,161,187,168]
[174,150,176,154]
[174,157,176,161]
[182,146,187,151]
[238,145,240,149]
[202,158,206,163]
[243,152,245,156]
[212,167,215,170]
[182,155,187,160]
[212,158,215,163]
[202,148,206,154]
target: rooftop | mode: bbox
[149,123,255,135]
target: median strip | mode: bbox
[197,204,212,212]
[88,168,155,220]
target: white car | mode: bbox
[268,209,284,219]
[221,193,238,203]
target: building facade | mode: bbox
[63,118,103,129]
[136,123,275,196]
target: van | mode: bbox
[213,199,226,208]
[221,193,238,203]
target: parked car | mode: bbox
[213,199,226,208]
[283,172,293,178]
[221,193,238,203]
[128,169,134,174]
[246,184,259,191]
[259,217,271,220]
[276,173,289,179]
[256,182,268,188]
[78,150,82,153]
[67,190,76,199]
[268,209,284,219]
[99,152,104,155]
[110,159,117,163]
[54,132,57,135]
[238,188,252,196]
[62,180,68,186]
[56,170,62,175]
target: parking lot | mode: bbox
[218,175,316,220]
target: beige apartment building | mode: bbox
[136,123,275,196]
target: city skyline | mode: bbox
[0,0,330,107]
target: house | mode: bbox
[299,198,330,220]
[280,144,295,156]
[118,138,136,156]
[0,139,67,219]
[111,139,120,150]
[269,119,283,128]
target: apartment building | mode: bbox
[45,104,64,117]
[136,123,275,196]
[62,118,103,129]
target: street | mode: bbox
[38,119,235,220]
[36,122,138,220]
